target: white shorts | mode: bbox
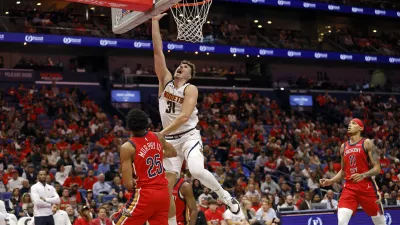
[163,129,203,174]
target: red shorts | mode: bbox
[338,180,383,216]
[113,186,170,225]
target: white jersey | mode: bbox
[159,80,199,135]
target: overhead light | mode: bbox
[24,42,27,45]
[328,30,331,33]
[257,55,260,57]
[373,29,377,33]
[320,33,324,36]
[280,87,284,90]
[246,55,249,57]
[37,2,41,5]
[90,7,95,10]
[16,1,20,4]
[206,52,209,55]
[254,20,258,23]
[167,50,171,53]
[207,21,210,24]
[233,54,236,57]
[327,26,331,28]
[258,25,262,28]
[195,51,198,54]
[5,11,9,14]
[267,21,272,24]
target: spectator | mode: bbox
[204,200,226,225]
[255,200,278,225]
[0,173,9,192]
[242,200,256,224]
[60,189,71,211]
[110,176,125,195]
[56,165,72,186]
[223,208,249,224]
[8,171,24,191]
[52,204,71,225]
[245,184,261,200]
[83,170,98,190]
[22,164,37,185]
[98,156,110,175]
[92,174,111,196]
[299,191,312,210]
[73,206,92,225]
[320,190,338,210]
[89,206,112,225]
[260,175,280,195]
[66,206,77,224]
[278,195,298,211]
[63,170,83,188]
[20,180,30,196]
[198,187,213,204]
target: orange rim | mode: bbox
[172,0,211,8]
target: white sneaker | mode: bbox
[220,191,240,214]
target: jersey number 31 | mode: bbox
[146,154,163,178]
[166,101,176,114]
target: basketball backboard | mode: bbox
[112,0,181,34]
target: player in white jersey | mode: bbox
[152,13,241,225]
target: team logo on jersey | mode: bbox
[163,91,184,104]
[308,216,323,225]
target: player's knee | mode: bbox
[188,166,204,179]
[371,215,386,225]
[338,208,353,225]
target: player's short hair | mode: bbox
[181,60,196,78]
[126,108,149,132]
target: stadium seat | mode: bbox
[102,195,116,203]
[2,192,11,200]
[79,189,87,198]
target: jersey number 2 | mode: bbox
[166,101,176,114]
[146,154,163,178]
[349,155,356,166]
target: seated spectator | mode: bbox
[198,187,213,204]
[320,190,338,210]
[93,174,111,196]
[21,164,37,185]
[299,191,312,210]
[63,170,83,188]
[111,176,125,195]
[83,170,98,190]
[56,165,72,186]
[8,170,23,191]
[261,175,280,195]
[70,184,82,204]
[73,206,92,225]
[242,200,256,224]
[204,200,226,225]
[60,188,72,211]
[89,206,112,225]
[98,156,110,175]
[278,195,298,211]
[245,184,261,200]
[66,206,77,224]
[19,180,30,196]
[223,207,249,225]
[0,173,9,192]
[255,200,279,225]
[52,204,70,225]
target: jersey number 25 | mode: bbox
[146,154,163,178]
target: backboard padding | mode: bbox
[112,0,181,34]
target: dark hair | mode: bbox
[181,60,196,78]
[126,108,149,132]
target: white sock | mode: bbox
[371,215,386,225]
[168,216,177,225]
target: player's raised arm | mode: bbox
[156,133,177,158]
[181,182,198,225]
[350,139,381,182]
[152,13,173,96]
[160,85,198,136]
[320,143,345,186]
[120,142,136,191]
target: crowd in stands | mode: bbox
[1,78,398,225]
[303,0,400,10]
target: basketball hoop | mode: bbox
[170,0,212,43]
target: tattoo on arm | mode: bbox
[362,140,381,178]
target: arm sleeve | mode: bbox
[30,186,51,208]
[45,187,60,204]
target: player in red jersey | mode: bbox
[320,118,386,225]
[112,109,177,225]
[172,178,198,225]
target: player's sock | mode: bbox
[168,216,177,225]
[371,215,386,225]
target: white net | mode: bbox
[170,0,212,43]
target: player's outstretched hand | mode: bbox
[152,13,167,21]
[350,173,365,182]
[319,178,333,187]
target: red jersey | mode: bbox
[343,138,371,184]
[60,197,71,210]
[173,178,188,223]
[204,209,223,225]
[129,131,168,189]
